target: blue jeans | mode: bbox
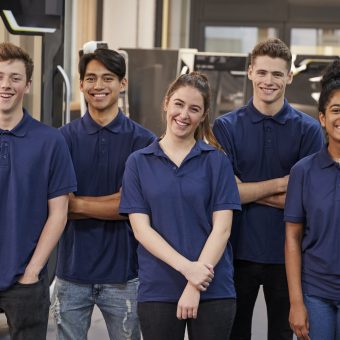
[304,294,340,339]
[51,277,140,340]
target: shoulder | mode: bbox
[288,105,320,128]
[122,114,155,138]
[29,117,64,142]
[215,106,247,125]
[291,151,318,173]
[60,117,82,135]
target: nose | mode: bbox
[94,77,104,89]
[0,76,11,88]
[263,73,274,84]
[179,107,189,118]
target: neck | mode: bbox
[160,134,196,151]
[328,143,340,162]
[0,109,24,130]
[88,106,119,126]
[252,97,284,116]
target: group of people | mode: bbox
[0,36,339,340]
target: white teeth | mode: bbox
[175,120,188,126]
[93,93,106,97]
[0,94,12,98]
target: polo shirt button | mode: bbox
[173,166,177,170]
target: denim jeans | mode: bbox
[0,273,50,340]
[230,260,293,340]
[138,299,236,340]
[52,277,140,340]
[304,294,340,339]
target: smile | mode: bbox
[174,119,189,127]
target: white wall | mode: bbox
[102,0,156,50]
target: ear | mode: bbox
[120,78,127,93]
[319,111,326,128]
[163,96,169,112]
[247,64,253,81]
[286,70,293,85]
[80,79,84,92]
[24,80,32,94]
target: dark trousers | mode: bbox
[138,298,236,340]
[0,273,50,340]
[230,260,293,340]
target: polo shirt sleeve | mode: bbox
[212,151,241,212]
[284,163,305,223]
[120,153,150,216]
[212,118,236,168]
[299,121,324,158]
[48,133,77,199]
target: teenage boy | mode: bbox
[53,48,155,340]
[213,38,324,340]
[0,42,76,340]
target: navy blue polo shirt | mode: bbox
[0,110,77,291]
[285,146,340,300]
[120,140,241,302]
[213,99,324,264]
[56,110,155,284]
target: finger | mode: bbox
[176,305,182,320]
[198,284,207,292]
[187,308,193,319]
[192,307,198,319]
[181,307,188,320]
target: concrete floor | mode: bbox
[0,287,297,339]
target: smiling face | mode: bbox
[319,89,340,149]
[80,59,126,116]
[248,55,293,115]
[0,59,30,116]
[164,85,206,142]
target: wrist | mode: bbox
[177,259,192,276]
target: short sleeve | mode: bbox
[299,120,324,158]
[211,151,241,212]
[213,118,236,169]
[48,133,77,199]
[119,153,150,215]
[284,163,305,223]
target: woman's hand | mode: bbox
[180,261,214,291]
[289,302,310,340]
[177,283,200,319]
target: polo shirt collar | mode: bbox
[82,109,125,134]
[318,145,338,169]
[141,139,215,158]
[0,109,31,137]
[247,98,290,125]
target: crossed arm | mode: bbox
[129,209,233,320]
[285,222,310,340]
[67,191,127,220]
[236,175,289,209]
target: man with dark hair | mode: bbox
[213,38,324,339]
[53,48,155,340]
[0,42,76,340]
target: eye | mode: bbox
[273,72,284,78]
[103,76,114,82]
[257,70,266,76]
[12,76,22,82]
[85,76,95,82]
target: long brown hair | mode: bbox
[163,71,221,149]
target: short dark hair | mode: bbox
[251,38,292,70]
[319,59,340,113]
[78,48,126,80]
[0,42,34,82]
